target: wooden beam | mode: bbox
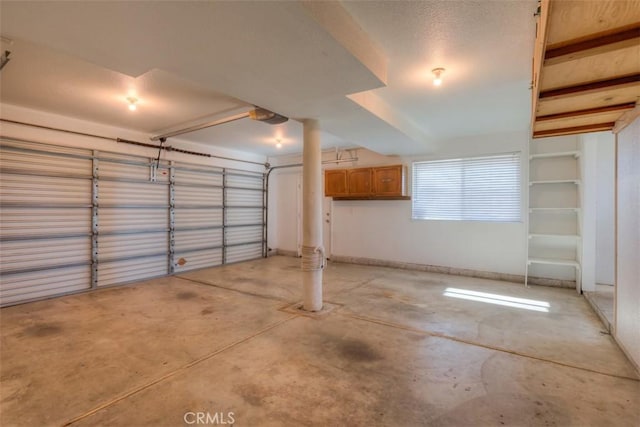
[546,0,640,46]
[539,74,640,99]
[536,85,639,117]
[533,122,615,138]
[545,25,640,65]
[536,103,637,121]
[534,111,623,132]
[530,0,551,131]
[613,104,640,133]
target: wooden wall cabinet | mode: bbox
[324,164,408,200]
[325,169,348,197]
[347,168,372,196]
[373,165,403,196]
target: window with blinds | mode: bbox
[412,153,521,222]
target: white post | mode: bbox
[302,119,323,311]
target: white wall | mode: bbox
[579,134,598,292]
[580,132,616,291]
[615,117,640,370]
[0,103,267,173]
[269,168,300,254]
[270,131,530,276]
[595,134,615,285]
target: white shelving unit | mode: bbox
[526,139,582,288]
[527,257,580,268]
[529,151,580,160]
[530,179,581,185]
[529,207,580,213]
[529,233,580,239]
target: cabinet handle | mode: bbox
[381,178,393,183]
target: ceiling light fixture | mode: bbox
[275,138,283,149]
[432,68,445,86]
[126,96,138,111]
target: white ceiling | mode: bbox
[0,1,537,157]
[343,0,537,140]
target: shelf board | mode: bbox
[528,257,580,268]
[529,151,580,160]
[529,233,580,239]
[529,207,580,213]
[529,179,581,185]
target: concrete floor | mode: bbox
[584,284,614,332]
[1,256,638,426]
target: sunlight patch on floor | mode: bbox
[443,287,550,312]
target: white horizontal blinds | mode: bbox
[412,153,521,222]
[0,139,93,306]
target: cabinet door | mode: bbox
[324,169,348,196]
[373,165,404,196]
[347,168,372,196]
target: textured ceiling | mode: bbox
[0,1,538,157]
[342,0,537,140]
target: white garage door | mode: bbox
[225,171,266,263]
[0,139,93,305]
[173,164,224,273]
[0,138,266,307]
[96,153,170,287]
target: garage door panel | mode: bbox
[174,228,222,252]
[0,237,91,273]
[0,207,91,238]
[0,174,91,205]
[226,172,264,189]
[174,186,222,207]
[174,208,223,229]
[98,233,168,262]
[226,188,263,207]
[0,265,91,306]
[99,208,168,233]
[226,207,263,226]
[174,168,223,186]
[225,225,262,245]
[226,243,262,264]
[0,150,92,178]
[173,248,223,272]
[99,158,169,183]
[1,139,91,156]
[99,181,168,206]
[97,255,167,287]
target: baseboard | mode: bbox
[275,249,299,258]
[612,334,640,378]
[583,291,613,333]
[329,254,576,288]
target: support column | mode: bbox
[302,119,323,311]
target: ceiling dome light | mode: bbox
[126,96,138,111]
[432,68,445,86]
[275,138,283,149]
